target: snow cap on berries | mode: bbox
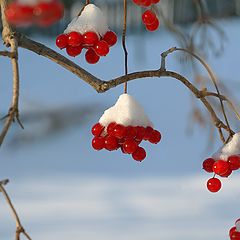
[99,94,153,128]
[64,4,108,37]
[17,0,52,6]
[212,132,240,161]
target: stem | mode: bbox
[122,0,128,94]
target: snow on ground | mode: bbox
[1,174,240,240]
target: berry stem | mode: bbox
[122,0,128,94]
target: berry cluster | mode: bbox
[6,0,64,27]
[229,219,240,240]
[202,155,240,192]
[56,30,117,64]
[91,122,161,161]
[132,0,160,31]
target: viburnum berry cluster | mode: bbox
[55,4,117,64]
[202,133,240,193]
[229,219,240,240]
[5,0,64,27]
[132,0,160,31]
[91,94,161,162]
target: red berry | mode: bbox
[68,31,83,47]
[135,126,146,140]
[107,122,117,135]
[103,31,118,47]
[112,124,126,139]
[91,123,104,136]
[142,0,152,7]
[148,130,161,144]
[94,40,110,56]
[123,139,138,154]
[230,227,237,237]
[83,31,99,46]
[143,126,154,140]
[231,231,240,240]
[228,155,240,170]
[219,168,232,178]
[125,126,137,139]
[146,18,160,31]
[151,0,160,3]
[105,135,119,151]
[207,178,221,193]
[142,10,157,25]
[213,160,230,175]
[85,49,100,64]
[132,0,142,5]
[92,136,105,150]
[66,45,82,57]
[202,158,215,173]
[56,34,68,49]
[132,147,146,161]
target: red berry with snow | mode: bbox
[83,31,99,46]
[228,155,240,170]
[112,124,127,139]
[219,168,232,178]
[66,45,83,57]
[230,227,237,237]
[56,34,68,49]
[202,158,215,173]
[107,122,117,135]
[91,123,104,136]
[135,126,146,141]
[85,49,100,64]
[148,130,161,144]
[230,231,240,240]
[213,160,230,175]
[92,136,105,150]
[143,126,154,140]
[125,126,137,139]
[68,32,83,47]
[103,31,118,47]
[132,146,146,161]
[94,40,110,56]
[105,136,119,151]
[123,139,138,154]
[207,178,222,193]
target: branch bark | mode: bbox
[0,180,32,240]
[0,0,22,146]
[15,33,235,141]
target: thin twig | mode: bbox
[122,0,128,94]
[0,180,32,240]
[0,0,22,146]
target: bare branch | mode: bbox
[0,180,32,240]
[0,0,22,146]
[13,33,237,141]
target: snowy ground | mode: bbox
[0,17,240,239]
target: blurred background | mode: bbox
[1,0,240,239]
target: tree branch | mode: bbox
[0,180,32,240]
[15,33,236,141]
[0,0,22,146]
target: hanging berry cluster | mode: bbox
[56,4,117,64]
[5,0,64,27]
[229,219,240,240]
[91,94,162,162]
[132,0,160,31]
[202,133,240,192]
